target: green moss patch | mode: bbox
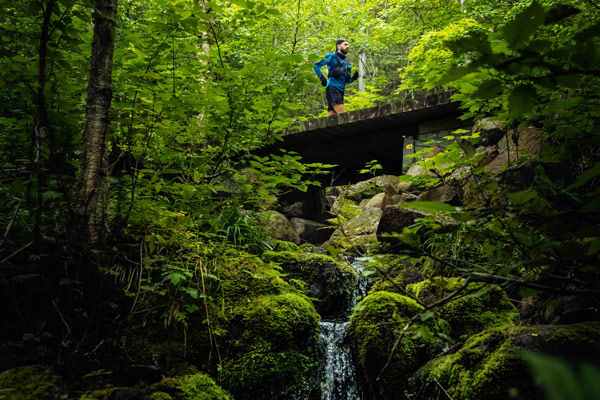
[349,291,437,397]
[407,277,519,339]
[412,322,600,400]
[263,250,358,319]
[0,365,62,400]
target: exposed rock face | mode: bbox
[406,163,436,177]
[262,211,301,244]
[262,251,358,319]
[411,322,600,400]
[376,206,425,247]
[472,118,507,146]
[381,185,402,208]
[484,126,541,173]
[360,192,386,210]
[397,180,415,192]
[279,201,304,217]
[345,175,399,201]
[289,217,333,244]
[331,207,383,240]
[417,184,462,205]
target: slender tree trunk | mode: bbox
[32,0,56,239]
[358,27,367,92]
[76,0,118,244]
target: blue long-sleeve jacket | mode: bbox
[314,52,356,92]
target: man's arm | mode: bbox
[313,56,330,78]
[314,54,332,86]
[347,70,359,84]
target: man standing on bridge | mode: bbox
[314,39,359,116]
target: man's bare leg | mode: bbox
[327,110,336,116]
[333,104,347,114]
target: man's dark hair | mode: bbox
[335,39,348,47]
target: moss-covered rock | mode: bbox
[81,374,231,400]
[178,373,232,400]
[411,322,600,400]
[239,293,319,349]
[125,249,321,399]
[0,365,62,400]
[262,250,358,319]
[223,348,316,400]
[80,387,135,400]
[349,291,437,398]
[406,277,519,339]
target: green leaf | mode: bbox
[420,310,434,321]
[508,85,537,117]
[457,139,476,157]
[588,238,600,256]
[400,201,458,214]
[523,352,587,400]
[503,1,546,49]
[508,187,538,205]
[567,164,600,190]
[473,79,503,99]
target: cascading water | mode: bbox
[318,259,369,400]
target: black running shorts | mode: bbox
[326,86,344,111]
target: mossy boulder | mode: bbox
[81,373,231,400]
[124,249,320,399]
[349,291,438,398]
[234,293,320,350]
[262,250,358,319]
[222,348,316,400]
[406,277,519,339]
[0,365,62,400]
[177,373,232,400]
[411,322,600,400]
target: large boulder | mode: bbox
[262,251,358,319]
[350,291,439,399]
[410,322,600,400]
[279,201,304,218]
[289,217,333,244]
[262,211,301,244]
[484,126,541,173]
[472,118,507,146]
[329,207,383,250]
[345,175,400,202]
[376,206,426,247]
[416,184,462,206]
[406,164,436,177]
[360,192,386,210]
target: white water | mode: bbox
[318,260,369,400]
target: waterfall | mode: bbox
[318,259,369,400]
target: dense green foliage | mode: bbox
[1,0,599,398]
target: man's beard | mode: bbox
[341,48,348,54]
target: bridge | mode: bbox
[259,91,472,183]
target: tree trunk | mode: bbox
[32,0,56,239]
[76,0,118,244]
[358,27,367,92]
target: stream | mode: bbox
[318,260,369,400]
